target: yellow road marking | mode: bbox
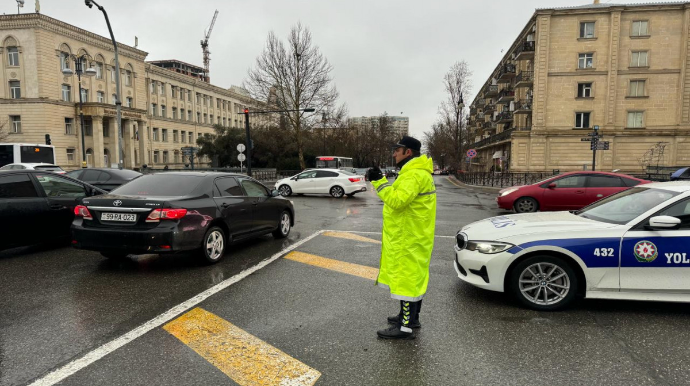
[163,308,321,386]
[284,251,378,281]
[446,176,463,188]
[322,231,381,244]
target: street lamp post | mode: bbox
[62,55,97,168]
[455,92,465,171]
[85,0,123,169]
[241,107,315,177]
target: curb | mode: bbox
[446,176,503,193]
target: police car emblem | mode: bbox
[113,200,123,207]
[634,240,658,262]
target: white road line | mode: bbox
[325,230,455,239]
[28,230,325,386]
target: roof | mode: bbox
[538,1,689,11]
[642,181,690,192]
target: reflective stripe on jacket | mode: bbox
[371,155,436,301]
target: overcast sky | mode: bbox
[2,0,660,138]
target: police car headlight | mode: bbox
[500,188,519,197]
[467,241,514,254]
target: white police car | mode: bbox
[455,181,690,311]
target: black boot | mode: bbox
[378,301,417,340]
[387,299,422,328]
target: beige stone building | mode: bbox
[0,13,261,170]
[468,1,690,173]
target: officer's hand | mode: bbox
[367,165,383,181]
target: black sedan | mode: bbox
[65,168,142,192]
[0,170,105,250]
[71,172,295,264]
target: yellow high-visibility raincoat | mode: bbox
[371,155,436,301]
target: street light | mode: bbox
[240,107,316,177]
[455,92,465,171]
[16,0,24,14]
[62,55,97,168]
[85,0,123,169]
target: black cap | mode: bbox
[392,136,421,152]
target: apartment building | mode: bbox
[468,1,690,173]
[0,13,260,170]
[350,115,409,137]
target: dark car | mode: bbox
[65,168,142,192]
[0,170,105,250]
[496,171,651,213]
[71,172,294,264]
[670,167,690,181]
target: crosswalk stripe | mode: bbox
[164,308,321,386]
[322,231,381,244]
[284,251,378,281]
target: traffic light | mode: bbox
[45,134,51,145]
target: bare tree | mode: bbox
[438,61,472,169]
[245,23,339,169]
[0,120,9,142]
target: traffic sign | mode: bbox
[466,149,477,159]
[587,133,603,137]
[237,143,246,153]
[238,153,246,162]
[590,141,610,150]
[581,138,595,141]
[181,146,198,156]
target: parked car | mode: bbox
[497,171,650,213]
[275,169,367,198]
[71,172,294,264]
[670,167,690,181]
[0,170,105,250]
[65,168,142,192]
[0,163,65,174]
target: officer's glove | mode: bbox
[367,166,383,182]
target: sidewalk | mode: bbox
[446,175,502,193]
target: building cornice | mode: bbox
[0,14,148,61]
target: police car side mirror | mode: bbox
[646,215,681,230]
[548,183,557,189]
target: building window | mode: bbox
[197,112,201,123]
[111,94,117,105]
[84,119,93,136]
[181,131,186,143]
[7,47,19,66]
[159,82,164,95]
[631,51,648,67]
[210,115,214,124]
[632,20,649,37]
[161,105,167,118]
[172,107,177,119]
[578,53,594,69]
[196,93,201,104]
[9,81,20,99]
[150,81,155,94]
[97,91,105,103]
[162,129,168,142]
[124,70,132,86]
[580,22,595,38]
[187,90,191,101]
[188,132,193,143]
[94,62,103,79]
[153,151,159,164]
[60,52,70,70]
[204,113,207,124]
[66,149,75,163]
[152,128,159,141]
[629,80,646,97]
[65,118,74,135]
[218,116,221,125]
[223,117,227,126]
[62,84,71,102]
[152,103,157,116]
[10,115,21,133]
[627,111,644,128]
[110,68,116,82]
[575,112,591,129]
[188,110,192,121]
[126,97,133,107]
[174,151,180,164]
[173,130,178,143]
[163,151,169,164]
[80,88,88,102]
[217,99,220,109]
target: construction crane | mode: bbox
[200,10,219,83]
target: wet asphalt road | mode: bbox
[1,176,690,385]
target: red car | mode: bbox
[497,171,651,213]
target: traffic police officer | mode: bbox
[367,135,437,339]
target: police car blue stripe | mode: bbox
[516,238,620,268]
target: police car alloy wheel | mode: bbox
[509,255,578,311]
[514,197,538,213]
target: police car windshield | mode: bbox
[577,187,679,225]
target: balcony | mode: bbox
[495,111,514,123]
[513,100,532,115]
[477,112,485,119]
[497,88,515,103]
[515,71,534,88]
[483,103,495,113]
[515,41,535,61]
[483,121,497,130]
[473,127,515,149]
[497,64,516,83]
[484,84,499,97]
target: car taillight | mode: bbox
[348,177,362,183]
[74,205,93,220]
[146,208,188,222]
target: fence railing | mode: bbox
[456,171,557,188]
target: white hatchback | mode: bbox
[275,169,367,198]
[0,163,65,174]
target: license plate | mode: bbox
[101,213,137,222]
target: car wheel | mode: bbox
[330,185,345,198]
[100,251,128,260]
[514,197,538,213]
[201,226,226,264]
[509,255,578,311]
[278,184,292,197]
[272,210,291,239]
